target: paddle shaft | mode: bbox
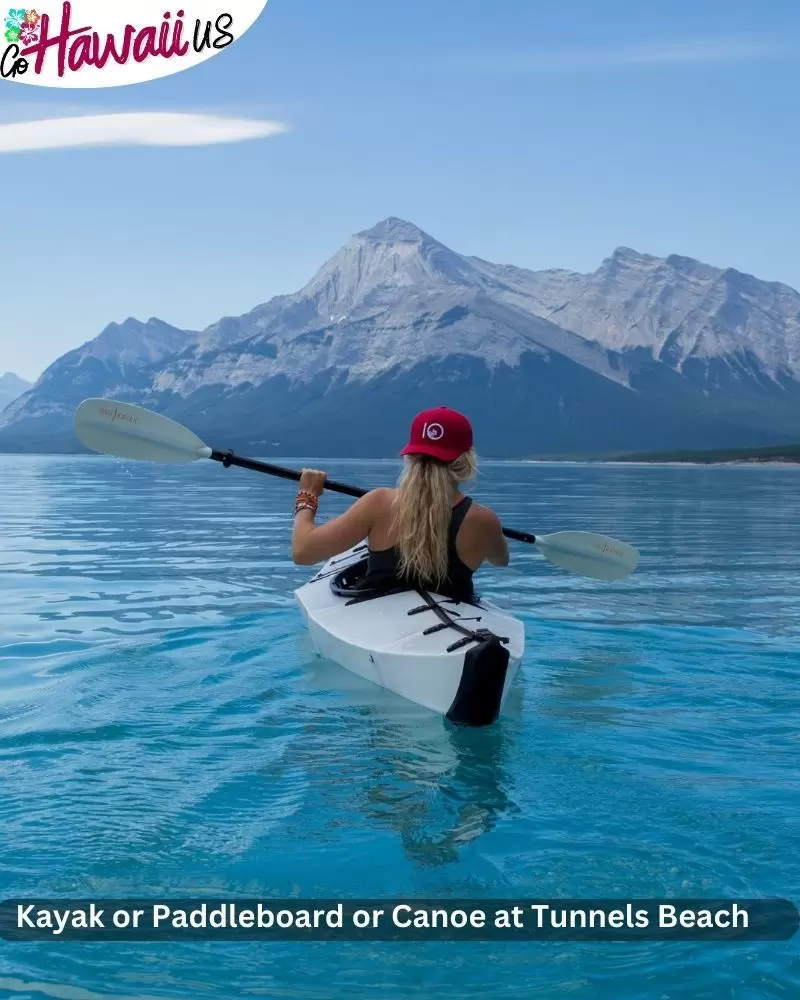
[209,449,537,545]
[72,398,637,578]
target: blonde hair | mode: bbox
[394,449,478,589]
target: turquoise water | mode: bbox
[1,456,798,998]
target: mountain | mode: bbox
[0,318,197,451]
[0,372,32,414]
[1,218,799,457]
[491,245,800,381]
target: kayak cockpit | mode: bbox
[328,556,409,603]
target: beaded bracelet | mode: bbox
[294,489,319,516]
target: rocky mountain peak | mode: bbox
[298,217,481,316]
[356,217,431,244]
[609,246,658,264]
[0,372,32,414]
[0,371,30,390]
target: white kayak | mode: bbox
[294,543,525,726]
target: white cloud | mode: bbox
[445,37,789,73]
[0,112,288,153]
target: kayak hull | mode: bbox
[294,544,525,724]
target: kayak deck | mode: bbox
[294,543,525,724]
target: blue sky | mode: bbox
[2,0,800,380]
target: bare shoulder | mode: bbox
[466,501,502,531]
[467,500,509,565]
[359,487,396,512]
[367,486,396,504]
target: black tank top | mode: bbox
[360,496,476,602]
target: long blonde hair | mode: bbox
[394,449,478,588]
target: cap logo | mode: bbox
[422,422,444,441]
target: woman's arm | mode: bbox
[482,510,510,567]
[291,469,380,565]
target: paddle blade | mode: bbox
[74,398,212,464]
[534,530,640,581]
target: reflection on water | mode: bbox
[296,655,522,869]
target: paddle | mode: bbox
[73,398,640,582]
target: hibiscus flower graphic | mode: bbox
[24,8,39,26]
[5,8,25,28]
[18,21,36,42]
[4,25,19,42]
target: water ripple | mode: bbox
[0,456,798,999]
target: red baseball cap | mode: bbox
[400,407,474,463]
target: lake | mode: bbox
[1,456,798,999]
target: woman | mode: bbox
[291,407,509,600]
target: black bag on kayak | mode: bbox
[446,631,511,728]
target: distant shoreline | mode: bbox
[524,444,800,466]
[520,459,800,468]
[1,451,799,468]
[592,459,800,468]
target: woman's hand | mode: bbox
[298,468,327,497]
